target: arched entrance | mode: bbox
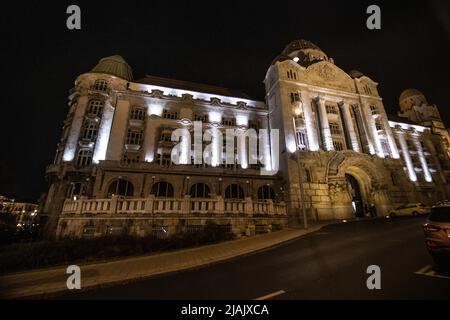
[327,151,392,219]
[345,173,364,217]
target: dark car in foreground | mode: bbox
[422,203,450,269]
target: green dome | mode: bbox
[91,55,133,81]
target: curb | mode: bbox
[4,223,329,299]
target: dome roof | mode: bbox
[282,39,323,55]
[348,70,364,78]
[399,88,425,102]
[91,55,133,81]
[272,39,328,67]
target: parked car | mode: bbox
[422,203,450,269]
[388,203,430,218]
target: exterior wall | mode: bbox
[264,53,449,222]
[41,44,450,239]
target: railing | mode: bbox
[61,196,287,216]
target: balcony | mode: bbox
[61,196,287,217]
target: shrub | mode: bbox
[0,224,234,275]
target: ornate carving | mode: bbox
[210,97,222,106]
[317,64,337,81]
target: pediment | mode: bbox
[306,61,356,93]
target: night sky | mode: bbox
[1,0,449,202]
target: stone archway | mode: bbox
[327,151,392,218]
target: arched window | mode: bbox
[87,100,104,117]
[107,179,134,198]
[225,184,244,200]
[189,183,211,198]
[76,149,92,167]
[151,181,174,197]
[93,80,108,92]
[257,185,275,200]
[67,182,86,199]
[81,121,98,141]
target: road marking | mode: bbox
[254,290,286,300]
[415,265,450,280]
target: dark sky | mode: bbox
[0,0,449,202]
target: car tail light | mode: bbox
[423,224,441,232]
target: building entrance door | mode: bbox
[345,173,364,217]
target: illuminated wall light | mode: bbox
[236,114,248,126]
[293,57,299,62]
[129,83,259,107]
[93,104,114,164]
[286,133,297,153]
[208,111,222,123]
[148,104,163,117]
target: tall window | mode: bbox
[225,184,244,200]
[81,121,98,141]
[189,183,211,198]
[76,149,92,167]
[257,185,275,200]
[194,114,207,122]
[333,140,344,151]
[93,80,108,92]
[87,100,104,117]
[107,179,134,198]
[160,131,172,142]
[130,107,146,121]
[326,105,338,114]
[151,181,174,197]
[66,182,86,199]
[290,92,300,103]
[370,105,378,115]
[222,117,236,126]
[122,152,141,164]
[287,70,297,80]
[163,109,178,120]
[375,121,383,131]
[296,130,308,150]
[330,123,341,135]
[126,129,143,145]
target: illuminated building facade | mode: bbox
[0,195,38,226]
[41,40,450,238]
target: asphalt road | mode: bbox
[59,217,450,299]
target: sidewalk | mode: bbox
[0,223,328,299]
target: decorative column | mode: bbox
[412,131,432,182]
[352,104,375,154]
[381,114,400,159]
[366,104,384,158]
[395,128,417,182]
[63,96,89,162]
[93,99,115,164]
[339,101,360,152]
[106,99,130,161]
[423,132,446,183]
[316,97,334,151]
[301,92,319,151]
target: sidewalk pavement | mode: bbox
[0,222,329,299]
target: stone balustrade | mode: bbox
[61,196,287,216]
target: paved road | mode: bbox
[59,217,450,299]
